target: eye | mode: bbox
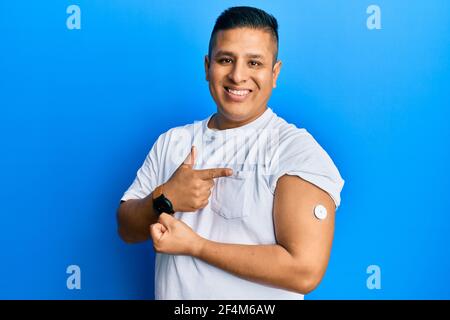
[249,60,262,67]
[219,58,233,64]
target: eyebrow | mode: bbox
[214,50,265,60]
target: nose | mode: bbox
[227,60,248,84]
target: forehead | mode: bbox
[212,27,275,58]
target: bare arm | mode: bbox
[194,175,335,294]
[152,174,336,294]
[117,194,159,243]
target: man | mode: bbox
[117,6,344,299]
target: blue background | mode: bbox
[1,0,449,299]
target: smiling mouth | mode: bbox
[224,86,252,97]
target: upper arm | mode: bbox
[273,174,336,285]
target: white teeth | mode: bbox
[227,88,250,96]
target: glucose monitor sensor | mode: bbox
[314,204,327,220]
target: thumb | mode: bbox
[150,223,167,241]
[183,145,196,167]
[158,212,176,227]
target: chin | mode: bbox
[218,104,253,122]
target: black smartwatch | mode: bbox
[152,184,175,215]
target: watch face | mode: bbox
[153,194,174,214]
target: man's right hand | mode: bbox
[162,146,233,212]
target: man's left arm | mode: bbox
[151,174,336,294]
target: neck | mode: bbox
[210,107,267,130]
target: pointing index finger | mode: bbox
[196,168,233,180]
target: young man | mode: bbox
[117,6,344,299]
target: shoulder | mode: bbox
[267,112,345,207]
[269,113,324,156]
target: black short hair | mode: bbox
[208,6,279,63]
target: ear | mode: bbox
[272,60,282,88]
[204,55,210,81]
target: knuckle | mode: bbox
[180,165,189,173]
[198,200,208,209]
[192,180,201,189]
[194,199,203,208]
[186,171,195,179]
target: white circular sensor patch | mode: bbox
[314,205,327,220]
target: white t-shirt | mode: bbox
[121,107,345,300]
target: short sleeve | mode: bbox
[121,136,162,202]
[268,132,345,209]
